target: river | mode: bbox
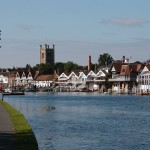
[4,92,150,150]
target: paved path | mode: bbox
[0,103,15,150]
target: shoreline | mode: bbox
[0,100,38,150]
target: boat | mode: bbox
[40,87,54,92]
[3,92,25,96]
[25,87,37,92]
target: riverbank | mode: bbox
[0,100,38,150]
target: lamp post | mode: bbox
[0,79,4,101]
[0,31,3,100]
[0,30,1,48]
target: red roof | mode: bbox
[35,75,51,81]
[112,62,123,73]
[146,65,150,71]
[120,65,130,75]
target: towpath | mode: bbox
[0,102,15,150]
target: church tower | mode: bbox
[40,44,55,73]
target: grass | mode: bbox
[0,100,38,150]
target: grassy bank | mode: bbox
[0,100,38,150]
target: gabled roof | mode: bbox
[58,72,68,80]
[68,72,78,79]
[0,74,5,78]
[87,70,96,77]
[15,72,21,78]
[146,65,150,71]
[34,71,40,80]
[96,70,108,77]
[111,62,123,73]
[21,72,27,79]
[78,71,87,78]
[140,65,150,74]
[58,72,68,78]
[136,64,145,72]
[120,65,130,75]
[128,63,144,72]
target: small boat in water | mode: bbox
[3,92,25,96]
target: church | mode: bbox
[40,44,55,74]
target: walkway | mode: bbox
[0,102,15,150]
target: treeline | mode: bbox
[1,53,149,75]
[0,53,114,74]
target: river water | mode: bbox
[4,92,150,150]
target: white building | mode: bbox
[137,65,150,93]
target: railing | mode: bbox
[109,76,136,82]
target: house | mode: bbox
[34,74,53,87]
[57,72,69,85]
[8,71,17,86]
[137,65,150,93]
[15,70,29,86]
[57,69,109,91]
[78,71,87,83]
[34,70,58,88]
[67,72,78,84]
[110,61,123,79]
[0,73,8,91]
[12,68,37,87]
[110,61,144,94]
[26,70,36,86]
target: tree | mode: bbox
[103,76,112,90]
[64,61,78,73]
[55,62,65,74]
[34,63,51,74]
[146,59,150,64]
[25,64,31,71]
[98,53,113,66]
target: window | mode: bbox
[42,53,44,58]
[122,69,125,72]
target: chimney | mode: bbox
[88,55,91,71]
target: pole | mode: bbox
[0,79,3,101]
[0,30,1,48]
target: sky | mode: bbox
[0,0,150,68]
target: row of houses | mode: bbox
[0,60,150,94]
[58,60,150,94]
[0,69,57,90]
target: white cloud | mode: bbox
[101,18,150,27]
[17,24,34,32]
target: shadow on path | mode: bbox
[0,132,14,150]
[13,130,38,150]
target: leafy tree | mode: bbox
[55,62,64,74]
[25,64,31,71]
[103,76,112,90]
[64,61,78,73]
[34,63,51,74]
[98,53,113,66]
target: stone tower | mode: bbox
[40,44,55,73]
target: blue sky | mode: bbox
[0,0,150,67]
